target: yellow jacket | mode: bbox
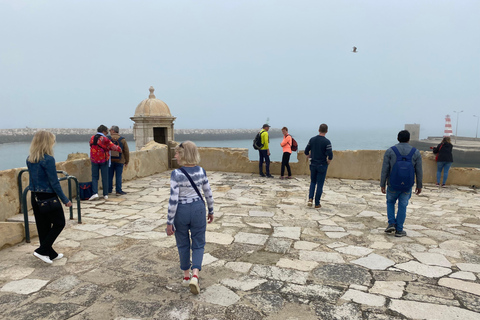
[260,129,269,150]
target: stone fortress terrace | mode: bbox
[1,87,479,318]
[1,169,480,319]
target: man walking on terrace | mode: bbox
[304,123,333,208]
[380,130,423,237]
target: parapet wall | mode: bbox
[0,144,169,223]
[197,147,480,187]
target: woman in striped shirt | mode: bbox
[166,141,214,294]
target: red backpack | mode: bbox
[290,135,298,152]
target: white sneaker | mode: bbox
[53,253,64,261]
[89,194,99,201]
[182,273,192,287]
[189,276,200,294]
[33,252,52,264]
[104,195,108,200]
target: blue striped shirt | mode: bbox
[167,166,214,225]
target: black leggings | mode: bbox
[281,152,292,177]
[31,192,65,259]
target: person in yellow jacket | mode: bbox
[259,124,273,178]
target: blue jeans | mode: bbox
[108,162,124,193]
[91,161,109,196]
[386,187,412,232]
[309,164,328,206]
[259,150,270,175]
[437,162,452,184]
[174,200,207,271]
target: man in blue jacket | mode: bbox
[380,130,423,237]
[304,123,333,209]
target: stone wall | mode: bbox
[0,143,169,222]
[197,148,480,187]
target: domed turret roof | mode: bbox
[134,86,172,117]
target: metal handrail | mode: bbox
[18,170,82,243]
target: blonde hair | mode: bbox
[175,141,200,166]
[28,131,55,163]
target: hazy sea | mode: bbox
[0,129,400,171]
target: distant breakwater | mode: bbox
[0,128,282,144]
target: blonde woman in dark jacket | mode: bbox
[27,131,72,264]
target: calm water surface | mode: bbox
[0,129,399,171]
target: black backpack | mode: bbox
[253,131,264,150]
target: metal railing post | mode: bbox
[21,188,31,243]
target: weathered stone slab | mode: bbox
[411,252,452,268]
[395,261,452,278]
[449,271,477,281]
[234,232,269,245]
[341,289,386,307]
[357,210,382,218]
[221,276,267,291]
[276,258,318,272]
[224,261,253,273]
[351,254,395,270]
[197,284,240,306]
[272,227,301,240]
[0,266,35,280]
[312,264,372,286]
[369,281,405,298]
[0,279,49,294]
[250,265,308,285]
[457,263,480,273]
[439,278,480,296]
[324,232,350,238]
[293,240,319,250]
[335,245,373,257]
[299,250,345,264]
[281,283,343,301]
[370,242,394,249]
[313,302,363,320]
[249,210,275,217]
[389,299,480,320]
[265,238,292,254]
[206,231,234,245]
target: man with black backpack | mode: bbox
[380,130,423,237]
[256,124,273,178]
[107,125,130,195]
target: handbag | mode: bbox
[435,144,443,161]
[30,167,63,214]
[35,194,62,215]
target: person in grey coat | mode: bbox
[380,130,423,237]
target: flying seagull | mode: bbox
[352,46,358,53]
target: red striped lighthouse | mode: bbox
[444,115,453,136]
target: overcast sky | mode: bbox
[1,0,479,138]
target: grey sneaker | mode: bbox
[384,224,396,233]
[395,230,407,237]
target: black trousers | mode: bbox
[31,193,65,259]
[259,150,270,175]
[281,152,292,177]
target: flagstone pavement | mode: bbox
[1,171,480,320]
